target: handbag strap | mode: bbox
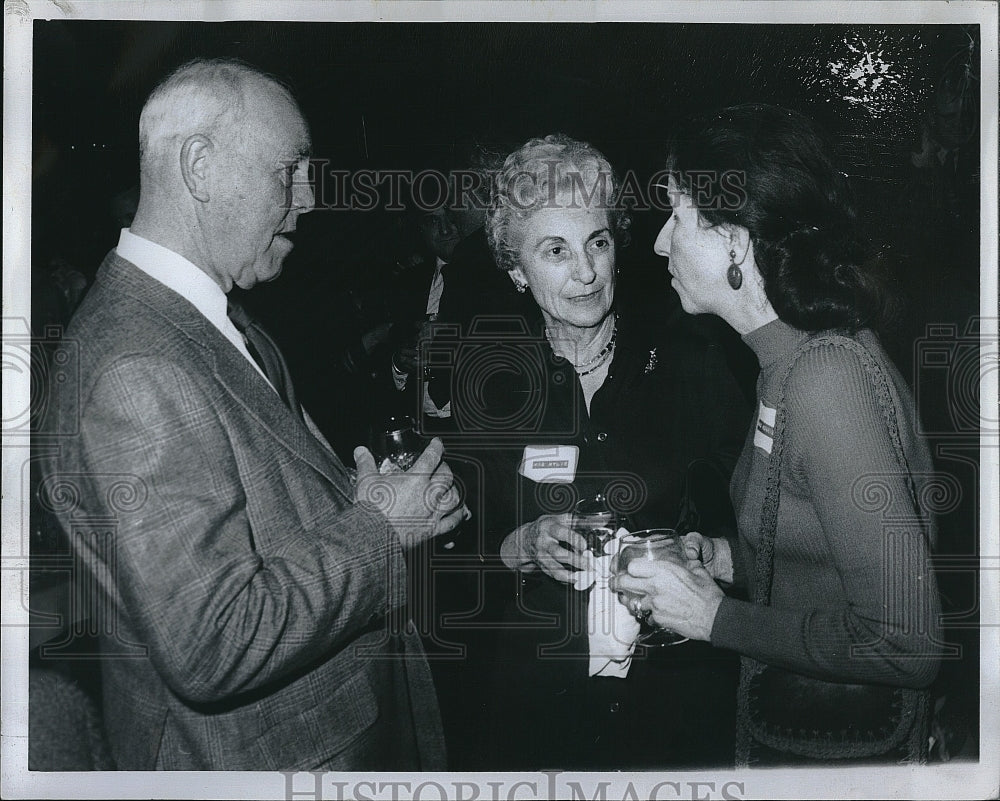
[737,334,925,766]
[751,334,920,605]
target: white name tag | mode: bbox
[518,445,579,483]
[753,402,776,454]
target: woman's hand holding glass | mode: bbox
[611,536,725,643]
[517,515,591,584]
[610,532,689,646]
[680,531,735,585]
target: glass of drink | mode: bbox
[368,415,460,550]
[572,493,623,558]
[369,415,424,473]
[613,529,689,647]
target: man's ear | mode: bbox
[508,267,528,288]
[180,134,212,202]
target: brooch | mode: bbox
[644,348,658,374]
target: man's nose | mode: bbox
[292,163,315,214]
[653,217,674,257]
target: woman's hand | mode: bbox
[611,558,725,642]
[681,531,734,585]
[500,514,590,584]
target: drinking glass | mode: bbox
[613,529,689,646]
[369,415,424,473]
[571,493,624,558]
[369,415,459,550]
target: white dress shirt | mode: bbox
[425,256,446,318]
[391,256,451,418]
[422,257,451,418]
[116,228,271,385]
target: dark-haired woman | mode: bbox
[614,105,943,765]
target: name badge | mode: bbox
[518,445,579,483]
[753,401,776,454]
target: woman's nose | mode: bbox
[653,216,674,258]
[572,251,597,284]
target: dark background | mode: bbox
[31,22,981,375]
[30,20,983,762]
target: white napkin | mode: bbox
[581,528,640,678]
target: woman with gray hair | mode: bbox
[466,133,750,769]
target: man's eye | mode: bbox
[591,238,610,250]
[548,246,565,257]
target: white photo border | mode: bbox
[3,2,997,799]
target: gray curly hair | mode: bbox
[485,133,631,273]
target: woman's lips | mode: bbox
[567,288,603,302]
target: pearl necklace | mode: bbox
[545,315,618,376]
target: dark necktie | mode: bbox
[227,301,303,421]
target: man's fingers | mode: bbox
[412,437,445,473]
[354,445,377,476]
[430,459,455,488]
[434,485,462,515]
[435,505,466,537]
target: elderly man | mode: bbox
[41,58,462,771]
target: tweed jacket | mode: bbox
[41,250,445,771]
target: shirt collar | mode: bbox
[742,317,811,369]
[116,228,229,332]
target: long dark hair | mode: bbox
[666,104,888,332]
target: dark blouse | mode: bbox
[458,304,754,770]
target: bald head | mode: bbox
[130,58,314,292]
[138,58,299,179]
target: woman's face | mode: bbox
[653,180,733,317]
[508,200,616,332]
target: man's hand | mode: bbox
[392,344,419,376]
[361,322,392,355]
[392,320,436,379]
[353,437,465,548]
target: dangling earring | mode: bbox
[727,249,743,291]
[513,279,528,294]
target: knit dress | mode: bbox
[710,318,943,689]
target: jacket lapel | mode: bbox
[103,253,354,502]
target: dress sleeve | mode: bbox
[710,344,942,688]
